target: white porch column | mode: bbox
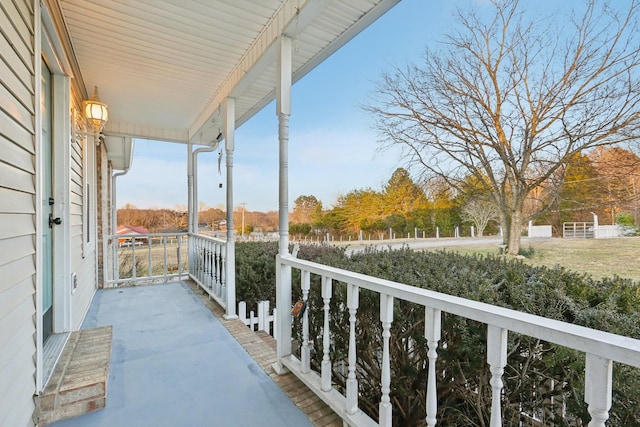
[187,143,194,278]
[274,35,293,375]
[187,142,193,234]
[224,98,237,319]
[277,35,292,256]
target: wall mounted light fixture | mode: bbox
[84,86,109,133]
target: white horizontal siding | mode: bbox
[69,112,96,329]
[0,186,34,214]
[0,77,33,129]
[0,235,34,268]
[0,254,35,295]
[0,213,35,239]
[0,0,34,63]
[0,16,33,85]
[0,275,34,330]
[1,364,36,427]
[0,315,36,393]
[0,1,37,427]
[0,133,35,173]
[0,55,34,109]
[0,159,35,193]
[0,319,34,387]
[72,244,95,329]
[0,113,34,152]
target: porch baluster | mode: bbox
[379,293,394,426]
[163,235,168,278]
[211,241,217,289]
[177,235,183,276]
[425,307,441,427]
[197,241,204,284]
[213,241,218,291]
[147,237,152,279]
[204,243,211,288]
[585,353,612,427]
[220,246,227,301]
[301,270,311,374]
[131,243,137,279]
[487,325,507,427]
[321,276,332,392]
[194,236,202,283]
[209,242,220,296]
[210,241,216,291]
[187,235,191,275]
[214,242,220,296]
[213,243,220,294]
[198,239,204,281]
[346,284,359,415]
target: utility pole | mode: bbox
[241,202,246,237]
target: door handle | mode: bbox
[49,213,62,228]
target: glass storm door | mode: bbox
[41,59,54,343]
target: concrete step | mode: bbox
[36,326,112,426]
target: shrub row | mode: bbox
[235,242,640,426]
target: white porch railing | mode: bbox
[106,232,188,287]
[274,253,640,427]
[188,233,228,309]
[106,232,234,315]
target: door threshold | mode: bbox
[42,332,70,390]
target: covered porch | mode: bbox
[45,0,640,426]
[101,236,640,427]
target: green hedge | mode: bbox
[235,242,640,426]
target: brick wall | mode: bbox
[96,140,113,288]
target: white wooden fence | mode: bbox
[238,300,277,339]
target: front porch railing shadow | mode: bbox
[274,253,640,427]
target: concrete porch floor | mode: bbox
[48,281,330,427]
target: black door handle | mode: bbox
[49,214,62,228]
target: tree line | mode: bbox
[118,145,638,238]
[117,203,279,234]
[290,146,640,241]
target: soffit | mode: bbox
[56,0,399,145]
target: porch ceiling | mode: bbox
[55,0,400,145]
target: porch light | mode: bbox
[84,86,109,133]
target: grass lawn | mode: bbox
[442,236,640,283]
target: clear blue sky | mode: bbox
[117,0,587,212]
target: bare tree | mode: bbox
[367,0,640,254]
[461,199,500,237]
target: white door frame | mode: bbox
[35,2,74,392]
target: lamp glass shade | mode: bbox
[84,86,108,132]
